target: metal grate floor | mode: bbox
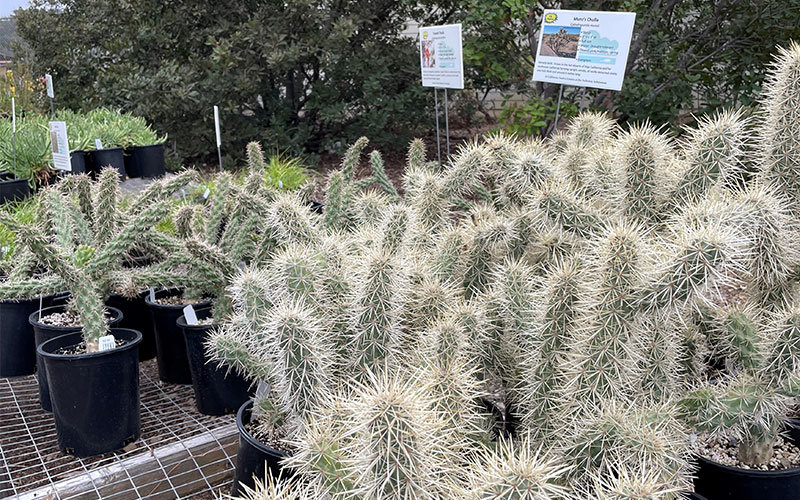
[0,360,239,499]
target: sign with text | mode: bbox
[532,10,636,91]
[48,121,71,171]
[419,23,464,89]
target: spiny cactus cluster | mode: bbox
[0,168,198,349]
[209,42,800,500]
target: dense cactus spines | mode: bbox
[759,42,800,211]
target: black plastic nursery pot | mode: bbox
[693,430,800,499]
[231,400,291,496]
[125,144,166,179]
[89,147,126,179]
[37,328,142,457]
[0,172,31,203]
[177,308,252,416]
[69,150,88,175]
[0,292,63,377]
[145,289,212,384]
[106,291,156,361]
[30,305,123,412]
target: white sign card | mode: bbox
[98,335,116,352]
[532,10,636,91]
[45,73,54,98]
[183,305,198,325]
[213,105,221,147]
[48,121,71,171]
[419,24,464,89]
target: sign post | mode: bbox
[214,105,222,172]
[45,73,54,116]
[532,10,636,132]
[419,23,463,168]
[49,121,71,173]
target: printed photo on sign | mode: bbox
[531,10,636,92]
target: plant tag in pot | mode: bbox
[95,139,103,149]
[149,288,156,302]
[98,335,116,352]
[203,188,210,199]
[183,305,198,325]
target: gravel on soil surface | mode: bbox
[694,434,800,470]
[156,294,206,306]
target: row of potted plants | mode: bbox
[0,108,167,203]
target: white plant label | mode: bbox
[149,287,156,303]
[1,246,10,258]
[183,304,198,325]
[419,24,464,89]
[95,139,103,149]
[48,121,71,171]
[45,73,54,98]
[213,105,221,148]
[532,10,636,91]
[98,335,116,352]
[11,97,15,133]
[203,187,210,199]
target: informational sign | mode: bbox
[45,73,54,98]
[532,10,636,91]
[48,121,71,171]
[419,23,464,89]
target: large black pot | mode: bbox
[693,430,800,499]
[106,291,156,361]
[125,144,166,179]
[145,289,212,384]
[30,305,123,411]
[231,399,291,496]
[70,150,88,175]
[38,328,142,457]
[0,292,62,377]
[177,307,252,416]
[89,147,126,179]
[0,172,31,203]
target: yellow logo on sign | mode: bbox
[545,13,557,23]
[422,31,428,39]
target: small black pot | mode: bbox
[38,328,142,457]
[145,289,212,384]
[0,293,61,377]
[231,400,291,496]
[106,291,156,361]
[0,172,31,204]
[308,200,324,214]
[693,430,800,499]
[89,147,126,180]
[70,150,88,175]
[30,305,123,412]
[126,144,166,178]
[177,308,253,416]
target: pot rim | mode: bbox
[236,399,289,459]
[144,288,212,311]
[694,449,800,478]
[29,305,123,330]
[37,327,142,360]
[91,146,124,154]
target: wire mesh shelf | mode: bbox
[0,360,239,499]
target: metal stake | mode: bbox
[434,88,441,169]
[579,86,587,113]
[553,84,564,133]
[217,146,223,173]
[12,131,16,178]
[49,98,54,117]
[444,88,450,159]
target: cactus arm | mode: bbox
[368,151,399,200]
[0,275,67,299]
[93,167,120,246]
[204,172,233,244]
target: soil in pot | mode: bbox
[106,291,156,361]
[89,147,126,180]
[0,292,61,377]
[37,328,142,457]
[127,144,166,178]
[177,307,253,416]
[0,172,31,204]
[693,431,800,499]
[231,400,292,496]
[30,305,123,412]
[145,289,212,384]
